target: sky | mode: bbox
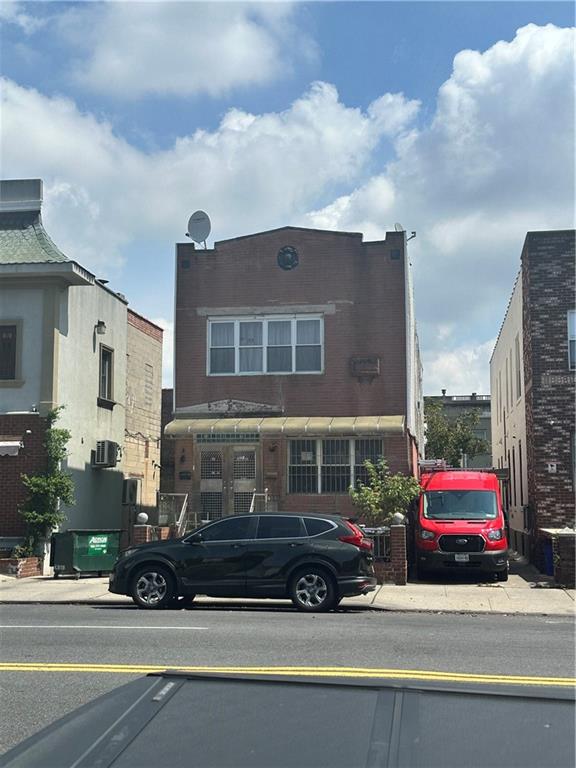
[1,1,574,393]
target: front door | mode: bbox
[198,445,259,520]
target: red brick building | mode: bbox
[166,226,423,520]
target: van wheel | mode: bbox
[130,565,174,609]
[289,567,337,613]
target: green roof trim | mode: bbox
[0,211,69,264]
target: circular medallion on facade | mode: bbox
[277,245,299,271]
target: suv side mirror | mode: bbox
[187,533,203,544]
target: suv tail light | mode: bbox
[339,521,373,551]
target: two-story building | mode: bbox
[0,179,162,557]
[166,226,423,521]
[490,230,575,563]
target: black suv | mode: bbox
[109,513,377,612]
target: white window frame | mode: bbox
[207,314,324,376]
[287,437,383,495]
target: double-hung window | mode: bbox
[99,345,114,401]
[208,315,323,375]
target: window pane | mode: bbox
[239,347,262,372]
[201,516,252,542]
[239,322,262,347]
[210,348,235,374]
[355,439,383,464]
[570,340,576,370]
[100,348,113,400]
[568,311,576,337]
[211,322,234,347]
[257,516,304,539]
[267,346,292,372]
[304,518,333,536]
[290,440,316,464]
[321,466,350,493]
[297,319,320,345]
[0,325,17,380]
[323,440,349,465]
[289,467,318,493]
[296,345,321,372]
[268,320,291,345]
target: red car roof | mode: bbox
[421,471,500,491]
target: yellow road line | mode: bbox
[0,663,574,687]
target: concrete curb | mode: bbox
[0,598,573,617]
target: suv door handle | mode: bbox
[232,543,247,549]
[290,542,304,547]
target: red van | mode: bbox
[414,468,509,581]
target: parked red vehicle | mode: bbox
[413,467,509,581]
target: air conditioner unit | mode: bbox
[122,477,141,505]
[93,440,119,468]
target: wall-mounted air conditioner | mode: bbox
[92,440,119,468]
[122,477,141,505]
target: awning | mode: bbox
[165,415,404,438]
[0,440,23,456]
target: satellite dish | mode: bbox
[394,223,405,232]
[187,210,211,245]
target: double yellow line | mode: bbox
[0,662,574,688]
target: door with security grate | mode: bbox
[198,446,259,519]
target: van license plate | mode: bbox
[455,554,469,562]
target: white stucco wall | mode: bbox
[490,273,528,536]
[57,283,127,530]
[0,286,44,412]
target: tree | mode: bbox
[349,459,421,526]
[424,401,490,467]
[16,407,75,556]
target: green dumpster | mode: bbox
[50,530,122,578]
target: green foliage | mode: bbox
[424,401,490,467]
[349,459,420,526]
[18,406,75,554]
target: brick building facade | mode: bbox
[491,230,575,566]
[0,413,47,546]
[166,226,423,521]
[123,310,163,527]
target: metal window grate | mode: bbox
[196,433,260,444]
[233,451,256,480]
[200,451,223,479]
[355,438,383,486]
[200,492,223,520]
[234,492,253,515]
[289,439,318,493]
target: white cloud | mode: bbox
[305,24,575,393]
[57,2,315,98]
[1,77,416,268]
[423,339,497,396]
[0,0,45,34]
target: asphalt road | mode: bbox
[1,603,574,754]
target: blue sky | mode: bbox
[1,1,574,391]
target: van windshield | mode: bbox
[423,490,498,520]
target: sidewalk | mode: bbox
[1,558,574,616]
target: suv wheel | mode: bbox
[495,569,509,582]
[131,565,174,609]
[290,567,337,613]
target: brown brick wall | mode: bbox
[0,556,43,578]
[0,414,47,538]
[160,388,175,493]
[174,228,408,419]
[522,230,576,535]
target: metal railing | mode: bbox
[362,527,391,562]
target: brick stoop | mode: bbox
[0,557,43,578]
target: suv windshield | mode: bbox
[423,490,498,520]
